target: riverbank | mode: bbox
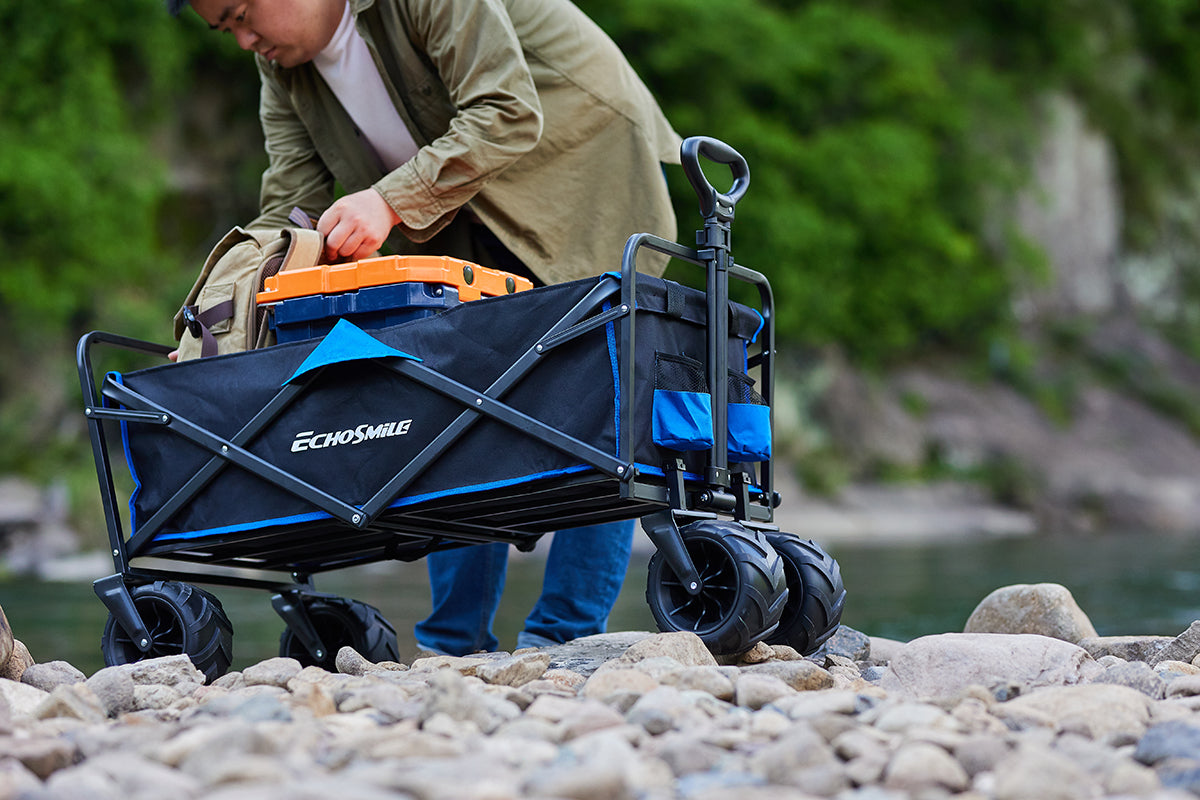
[2,585,1200,799]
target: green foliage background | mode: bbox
[5,0,1200,526]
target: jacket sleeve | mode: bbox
[252,68,337,230]
[374,0,544,238]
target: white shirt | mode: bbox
[312,2,419,171]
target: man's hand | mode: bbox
[317,188,402,262]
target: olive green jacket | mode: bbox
[251,0,681,283]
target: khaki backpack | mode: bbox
[174,211,324,361]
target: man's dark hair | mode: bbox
[166,0,190,16]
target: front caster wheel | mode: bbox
[764,534,846,655]
[646,519,788,656]
[279,596,399,671]
[100,580,234,683]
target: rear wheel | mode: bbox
[646,519,788,655]
[100,580,233,683]
[764,534,846,655]
[279,596,398,671]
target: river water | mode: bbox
[1,531,1197,676]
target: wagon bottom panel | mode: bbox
[107,274,770,575]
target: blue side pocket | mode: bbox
[653,389,715,451]
[653,352,714,452]
[728,402,771,461]
[727,369,771,462]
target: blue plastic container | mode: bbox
[269,282,461,343]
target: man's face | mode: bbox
[189,0,343,68]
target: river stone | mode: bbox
[880,633,1102,698]
[85,665,136,717]
[617,631,718,668]
[884,741,969,792]
[1135,719,1200,764]
[1092,658,1166,698]
[0,640,33,682]
[1078,634,1173,663]
[538,631,655,676]
[121,654,206,686]
[0,676,49,718]
[734,673,794,710]
[21,660,85,692]
[1155,621,1200,665]
[812,625,871,662]
[0,604,13,668]
[995,684,1152,742]
[993,746,1103,800]
[242,657,303,688]
[34,683,106,723]
[964,583,1098,643]
[741,660,835,691]
[658,665,735,700]
[582,665,659,701]
[3,735,78,779]
[475,651,551,687]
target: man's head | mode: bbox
[174,0,345,69]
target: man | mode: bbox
[171,0,681,654]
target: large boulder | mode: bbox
[964,583,1098,643]
[878,633,1102,699]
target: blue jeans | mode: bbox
[414,519,635,655]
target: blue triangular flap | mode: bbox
[285,318,421,385]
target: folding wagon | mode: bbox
[78,137,846,681]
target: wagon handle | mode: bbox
[681,136,751,222]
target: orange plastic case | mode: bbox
[256,254,533,305]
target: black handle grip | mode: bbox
[681,136,750,220]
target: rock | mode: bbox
[992,745,1104,800]
[964,583,1098,643]
[537,631,655,676]
[85,666,136,717]
[242,657,303,688]
[617,632,718,668]
[879,633,1102,698]
[34,683,106,722]
[0,640,34,682]
[1078,634,1173,662]
[734,673,794,710]
[0,604,13,668]
[1135,719,1200,764]
[21,660,85,691]
[1092,658,1166,698]
[994,684,1152,742]
[475,651,551,687]
[582,665,659,701]
[418,667,520,734]
[883,741,970,792]
[1,735,78,779]
[741,660,834,692]
[335,646,375,676]
[0,676,49,718]
[812,625,872,662]
[659,665,735,701]
[866,636,906,666]
[1155,621,1200,665]
[120,654,205,686]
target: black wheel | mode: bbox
[764,534,846,655]
[279,596,399,671]
[101,581,234,683]
[646,519,788,655]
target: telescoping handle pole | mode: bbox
[679,136,750,487]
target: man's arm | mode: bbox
[252,71,338,231]
[371,0,543,237]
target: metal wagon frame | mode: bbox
[77,137,845,680]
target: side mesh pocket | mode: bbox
[727,370,771,462]
[652,353,714,451]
